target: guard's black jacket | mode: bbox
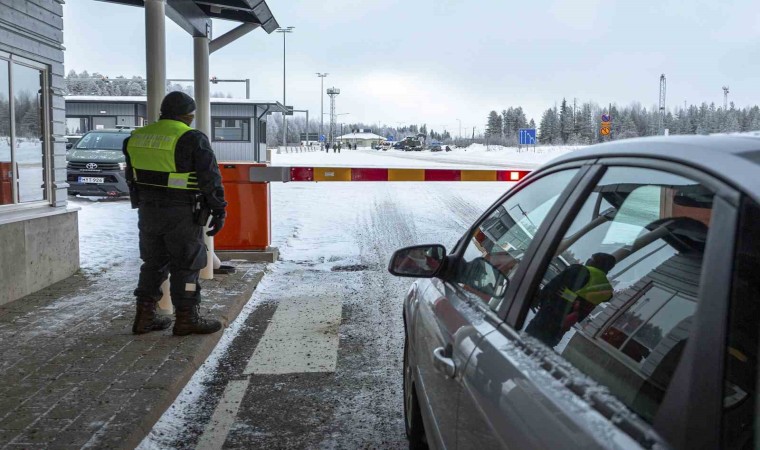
[122,127,227,210]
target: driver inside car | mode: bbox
[525,252,616,347]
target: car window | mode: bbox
[722,197,760,449]
[74,132,129,150]
[522,166,715,423]
[456,169,579,311]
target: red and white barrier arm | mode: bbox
[247,166,531,182]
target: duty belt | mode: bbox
[134,168,199,191]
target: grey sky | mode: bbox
[64,0,760,133]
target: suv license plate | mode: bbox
[78,176,105,184]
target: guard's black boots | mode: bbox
[132,298,172,334]
[173,304,222,336]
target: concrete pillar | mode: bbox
[145,0,166,124]
[194,35,214,281]
[145,0,173,313]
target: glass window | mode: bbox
[523,166,714,423]
[0,60,11,205]
[721,198,760,449]
[66,117,88,135]
[74,132,129,150]
[456,169,578,310]
[212,118,250,141]
[13,63,45,203]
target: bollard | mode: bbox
[158,280,173,314]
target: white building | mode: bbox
[336,129,386,148]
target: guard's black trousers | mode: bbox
[134,202,207,308]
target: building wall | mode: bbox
[64,99,267,161]
[0,0,78,305]
[213,141,255,162]
[0,211,79,306]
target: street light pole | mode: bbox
[276,27,294,148]
[456,118,462,140]
[316,73,328,146]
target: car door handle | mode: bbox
[433,347,456,378]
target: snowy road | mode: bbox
[137,181,513,449]
[68,144,570,448]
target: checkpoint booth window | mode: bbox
[0,53,50,206]
[212,117,250,142]
[66,117,89,135]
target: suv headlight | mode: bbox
[118,162,127,171]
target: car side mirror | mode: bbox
[66,143,73,150]
[388,244,446,278]
[465,257,509,298]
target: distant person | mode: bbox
[353,143,357,150]
[325,142,330,152]
[445,145,451,152]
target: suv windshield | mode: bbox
[75,132,129,150]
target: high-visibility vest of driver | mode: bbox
[126,120,199,191]
[560,266,613,305]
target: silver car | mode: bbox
[389,135,760,450]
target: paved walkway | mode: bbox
[0,261,266,450]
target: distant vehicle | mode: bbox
[67,129,133,197]
[377,141,392,151]
[428,141,442,152]
[401,136,422,151]
[65,135,82,150]
[389,135,760,450]
[393,142,406,150]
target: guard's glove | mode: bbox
[206,209,226,236]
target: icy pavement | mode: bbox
[141,181,514,449]
[0,201,266,449]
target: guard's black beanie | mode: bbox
[160,91,196,117]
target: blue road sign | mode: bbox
[601,113,611,122]
[387,135,395,141]
[519,128,537,145]
[319,134,326,142]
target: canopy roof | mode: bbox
[98,0,279,34]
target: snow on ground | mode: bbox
[74,143,586,285]
[272,144,584,170]
[87,142,587,447]
[140,180,512,449]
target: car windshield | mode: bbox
[75,132,129,150]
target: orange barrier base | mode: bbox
[215,163,271,251]
[0,162,12,205]
[0,180,11,205]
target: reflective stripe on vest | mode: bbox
[560,265,613,305]
[126,119,199,191]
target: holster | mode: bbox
[129,185,140,209]
[193,195,211,226]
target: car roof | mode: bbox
[545,134,760,203]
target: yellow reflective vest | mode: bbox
[560,266,613,305]
[126,120,199,191]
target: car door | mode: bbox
[456,161,739,449]
[412,167,585,449]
